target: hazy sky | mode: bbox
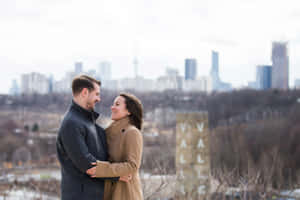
[1,0,300,94]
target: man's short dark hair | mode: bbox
[72,75,101,96]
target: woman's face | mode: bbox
[111,96,130,121]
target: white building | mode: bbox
[53,71,76,93]
[295,79,300,89]
[183,76,212,93]
[10,79,20,96]
[98,62,112,81]
[117,77,155,92]
[21,72,50,94]
[155,68,183,91]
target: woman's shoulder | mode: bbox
[124,124,142,136]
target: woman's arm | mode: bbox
[93,128,143,177]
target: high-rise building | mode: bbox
[87,69,97,78]
[271,42,289,89]
[166,67,179,77]
[256,65,272,90]
[294,79,300,89]
[210,51,220,90]
[53,71,76,93]
[9,79,19,96]
[75,62,83,75]
[49,74,54,93]
[21,72,50,94]
[185,59,197,80]
[183,76,212,92]
[133,57,138,78]
[98,62,112,81]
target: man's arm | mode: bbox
[60,120,96,173]
[61,122,119,181]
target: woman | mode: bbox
[89,93,144,200]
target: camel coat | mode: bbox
[95,117,143,200]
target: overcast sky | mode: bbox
[1,0,300,94]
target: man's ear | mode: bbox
[81,88,88,97]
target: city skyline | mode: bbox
[1,0,300,94]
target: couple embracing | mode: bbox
[56,75,143,200]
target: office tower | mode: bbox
[21,72,50,94]
[98,61,112,81]
[9,79,19,96]
[185,58,197,80]
[49,75,54,93]
[210,51,220,90]
[295,79,300,89]
[166,67,179,77]
[75,62,83,75]
[271,42,289,89]
[256,65,272,90]
[133,57,138,78]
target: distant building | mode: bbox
[110,67,184,92]
[271,42,289,89]
[75,62,83,75]
[295,79,300,89]
[247,81,258,89]
[117,77,155,92]
[183,76,212,93]
[133,57,139,78]
[166,67,179,77]
[98,62,112,88]
[87,69,97,78]
[49,74,54,93]
[98,62,112,81]
[53,71,76,93]
[21,72,50,94]
[9,79,20,96]
[185,59,197,80]
[256,65,272,90]
[156,68,183,91]
[218,81,232,91]
[209,51,232,92]
[210,51,220,90]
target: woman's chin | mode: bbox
[111,116,116,121]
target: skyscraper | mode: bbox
[271,42,289,89]
[256,65,272,90]
[9,79,19,96]
[185,59,197,80]
[75,62,83,75]
[133,57,138,78]
[210,51,220,90]
[21,72,50,94]
[98,62,112,81]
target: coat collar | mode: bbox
[106,116,130,134]
[70,100,99,122]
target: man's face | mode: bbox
[85,83,101,111]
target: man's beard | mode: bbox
[86,101,95,111]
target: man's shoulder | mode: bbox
[60,110,85,129]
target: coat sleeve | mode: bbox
[60,120,96,173]
[94,128,143,177]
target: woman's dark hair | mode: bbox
[120,93,143,130]
[72,75,101,96]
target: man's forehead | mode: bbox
[93,83,100,91]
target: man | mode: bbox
[56,75,123,200]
